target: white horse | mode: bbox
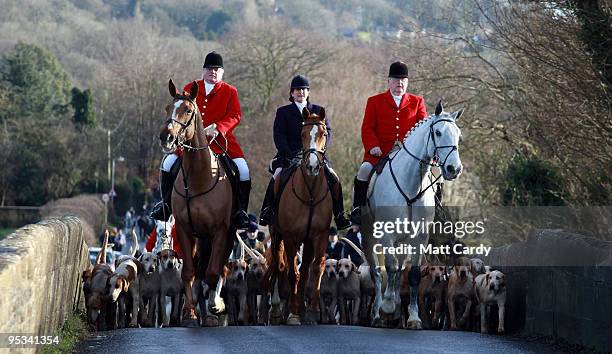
[360,101,463,328]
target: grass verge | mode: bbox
[40,312,90,354]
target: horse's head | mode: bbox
[159,79,199,153]
[301,107,328,176]
[428,101,463,180]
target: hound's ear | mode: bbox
[420,264,429,277]
[318,107,326,120]
[189,81,198,101]
[435,100,443,116]
[485,273,491,284]
[169,79,179,98]
[302,107,311,121]
[352,263,360,274]
[453,108,464,121]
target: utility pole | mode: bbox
[107,129,111,182]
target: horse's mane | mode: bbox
[402,113,434,144]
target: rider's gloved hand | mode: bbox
[206,128,220,138]
[369,146,382,157]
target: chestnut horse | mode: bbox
[267,108,333,325]
[159,79,235,327]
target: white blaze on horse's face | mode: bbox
[432,113,463,180]
[307,125,319,175]
[171,100,183,122]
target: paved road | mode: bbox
[77,326,559,353]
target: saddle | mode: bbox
[216,153,240,207]
[374,155,390,175]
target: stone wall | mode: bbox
[485,229,612,352]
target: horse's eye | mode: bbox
[186,109,192,114]
[435,130,442,137]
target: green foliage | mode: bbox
[71,87,96,126]
[114,176,146,216]
[0,43,72,120]
[502,154,567,206]
[0,228,15,240]
[40,311,89,354]
[11,126,83,206]
[206,9,233,36]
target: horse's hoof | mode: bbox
[303,309,319,325]
[371,316,383,328]
[286,313,301,326]
[211,298,226,314]
[204,315,220,327]
[407,319,423,330]
[182,318,198,328]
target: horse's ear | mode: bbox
[189,81,198,101]
[435,100,443,116]
[302,107,311,121]
[318,107,326,120]
[453,108,464,121]
[169,79,179,98]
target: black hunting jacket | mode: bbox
[273,102,331,160]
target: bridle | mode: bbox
[163,96,211,152]
[300,121,328,175]
[387,115,460,205]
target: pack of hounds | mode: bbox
[82,230,506,335]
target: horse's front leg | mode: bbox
[176,227,197,327]
[305,237,325,325]
[381,252,399,321]
[204,228,232,325]
[285,240,301,325]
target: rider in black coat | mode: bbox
[259,75,351,230]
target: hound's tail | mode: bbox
[96,230,109,265]
[339,236,368,266]
[130,229,139,257]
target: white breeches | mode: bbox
[161,153,250,181]
[357,162,374,181]
[161,153,179,172]
[233,157,250,181]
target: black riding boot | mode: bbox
[259,178,275,227]
[234,179,251,229]
[349,177,370,225]
[328,181,351,231]
[150,170,175,221]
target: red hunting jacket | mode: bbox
[361,90,427,165]
[183,80,245,158]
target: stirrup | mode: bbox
[335,213,351,230]
[234,210,249,229]
[150,202,171,221]
[349,207,361,226]
[259,207,273,227]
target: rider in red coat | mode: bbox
[350,61,428,226]
[151,52,251,229]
